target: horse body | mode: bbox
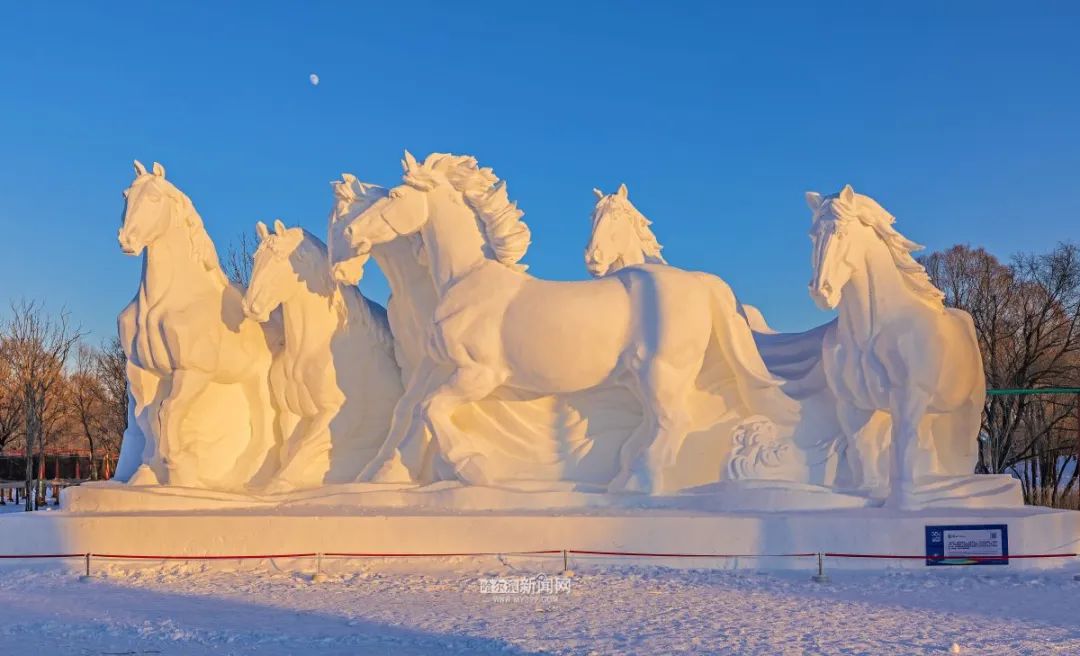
[244,222,401,491]
[808,185,983,507]
[117,162,277,488]
[339,153,788,493]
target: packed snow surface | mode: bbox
[1,557,1078,655]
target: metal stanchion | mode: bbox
[311,553,327,583]
[811,552,829,583]
[78,553,95,582]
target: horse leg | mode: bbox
[887,390,933,509]
[614,359,696,495]
[607,375,656,493]
[419,366,504,486]
[837,403,889,494]
[360,358,437,483]
[157,369,211,488]
[235,370,279,488]
[266,406,336,493]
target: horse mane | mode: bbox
[291,230,396,353]
[836,193,944,307]
[404,153,531,271]
[165,184,228,286]
[619,200,666,264]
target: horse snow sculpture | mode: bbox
[337,152,789,494]
[586,184,775,333]
[328,176,435,380]
[806,184,983,508]
[242,220,402,491]
[116,161,278,488]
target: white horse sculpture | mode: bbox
[337,152,789,494]
[242,220,402,491]
[807,184,983,507]
[586,184,775,333]
[116,161,277,488]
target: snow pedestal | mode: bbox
[0,480,1072,572]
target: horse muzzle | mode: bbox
[809,281,839,310]
[117,232,144,256]
[242,298,271,323]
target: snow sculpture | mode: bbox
[242,220,402,491]
[807,185,984,508]
[115,162,278,488]
[586,184,775,333]
[334,152,790,494]
[725,416,806,482]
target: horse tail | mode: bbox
[700,274,791,416]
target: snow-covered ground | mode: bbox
[1,557,1078,655]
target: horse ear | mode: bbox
[256,221,270,242]
[152,162,166,178]
[402,150,418,172]
[617,183,628,198]
[592,188,605,201]
[839,184,855,204]
[805,191,823,213]
[133,160,147,177]
[273,219,287,235]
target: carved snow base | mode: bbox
[899,475,1024,510]
[62,474,1023,515]
[9,496,1078,573]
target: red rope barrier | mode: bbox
[93,553,318,561]
[569,549,817,559]
[824,552,1077,561]
[0,550,1072,562]
[323,549,563,558]
[0,553,84,559]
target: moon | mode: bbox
[309,73,320,87]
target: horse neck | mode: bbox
[836,237,915,341]
[421,195,489,294]
[140,223,220,302]
[278,277,338,358]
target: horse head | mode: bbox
[586,183,665,277]
[243,219,308,323]
[328,174,389,285]
[119,160,179,256]
[805,184,865,310]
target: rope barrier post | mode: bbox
[311,552,327,583]
[561,549,574,577]
[811,552,829,583]
[78,553,94,582]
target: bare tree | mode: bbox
[923,243,1080,505]
[0,300,82,510]
[69,344,106,479]
[0,338,22,452]
[224,230,256,288]
[94,336,128,470]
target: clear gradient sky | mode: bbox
[1,2,1078,340]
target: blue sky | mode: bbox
[1,1,1078,340]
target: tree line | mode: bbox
[923,242,1080,507]
[2,237,1078,509]
[0,300,126,511]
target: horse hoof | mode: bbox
[609,466,656,495]
[262,478,299,495]
[370,456,413,484]
[454,455,493,486]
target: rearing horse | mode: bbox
[338,152,789,494]
[117,161,278,488]
[807,185,983,507]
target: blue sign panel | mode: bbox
[925,524,1009,566]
